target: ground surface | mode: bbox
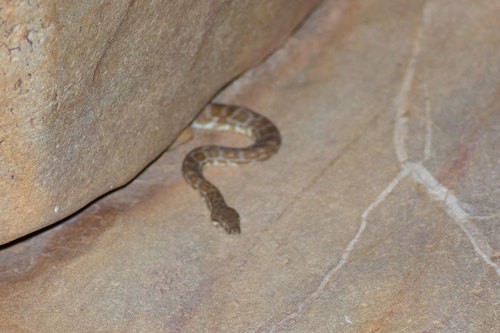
[1,0,499,332]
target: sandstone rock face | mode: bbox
[0,0,321,245]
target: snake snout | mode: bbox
[211,206,241,234]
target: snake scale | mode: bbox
[182,103,281,234]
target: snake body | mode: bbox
[182,103,281,234]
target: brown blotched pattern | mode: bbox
[182,104,281,234]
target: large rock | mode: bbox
[0,0,321,245]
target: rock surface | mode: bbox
[0,0,320,245]
[0,0,499,332]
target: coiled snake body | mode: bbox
[182,104,281,234]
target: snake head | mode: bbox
[211,205,241,234]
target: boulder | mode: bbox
[0,0,321,245]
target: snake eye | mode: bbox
[224,223,241,234]
[211,220,240,234]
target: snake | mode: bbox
[182,103,281,234]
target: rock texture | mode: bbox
[0,0,320,245]
[0,0,499,332]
